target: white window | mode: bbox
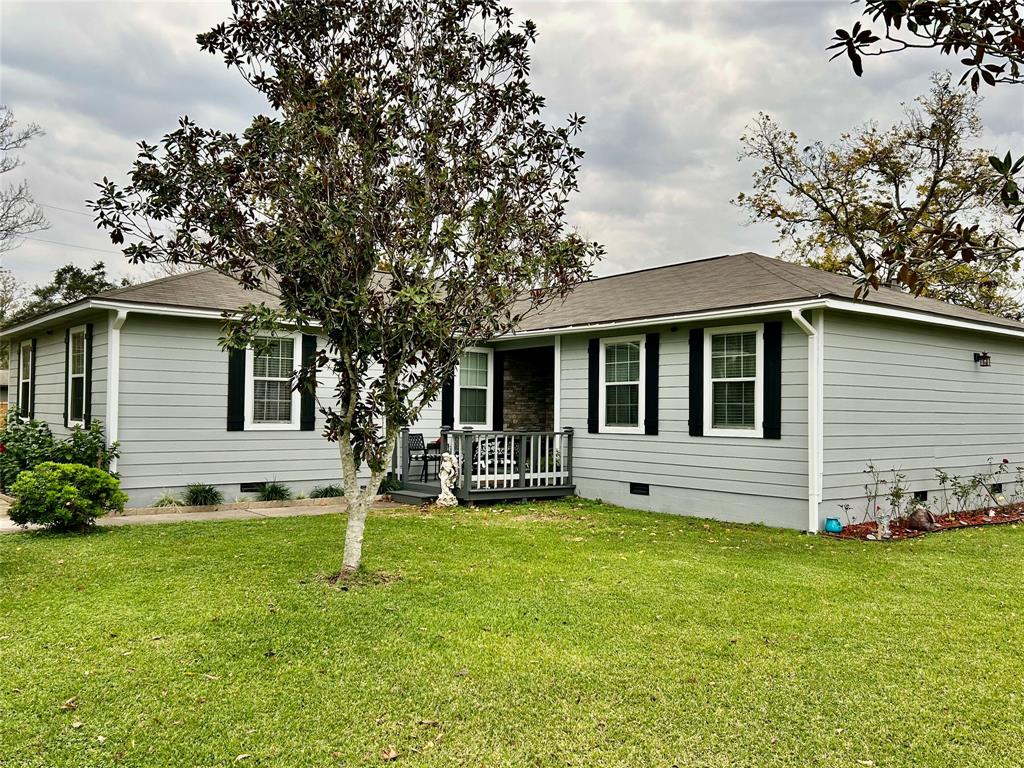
[18,341,33,419]
[245,335,302,430]
[599,335,645,434]
[454,347,493,429]
[703,324,763,438]
[67,326,87,427]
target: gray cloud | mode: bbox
[0,0,1019,287]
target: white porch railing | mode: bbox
[440,428,574,495]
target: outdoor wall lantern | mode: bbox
[974,352,992,367]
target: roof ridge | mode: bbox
[578,251,767,285]
[741,252,828,296]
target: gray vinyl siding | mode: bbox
[116,314,347,506]
[821,312,1024,519]
[5,313,108,436]
[558,317,809,528]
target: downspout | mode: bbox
[790,308,824,533]
[105,310,128,474]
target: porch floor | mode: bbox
[394,480,575,506]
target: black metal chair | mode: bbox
[408,432,442,482]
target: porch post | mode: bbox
[400,427,410,483]
[461,427,474,497]
[564,426,574,486]
[518,433,527,488]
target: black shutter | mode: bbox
[83,323,94,426]
[763,320,783,439]
[63,329,71,428]
[29,338,37,419]
[587,338,599,434]
[440,375,455,428]
[491,350,504,431]
[300,334,317,431]
[688,328,704,437]
[644,332,659,435]
[226,348,246,431]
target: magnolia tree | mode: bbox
[90,0,601,573]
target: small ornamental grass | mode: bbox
[183,483,224,507]
[310,484,344,499]
[8,462,127,531]
[257,481,292,502]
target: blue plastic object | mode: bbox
[824,517,843,534]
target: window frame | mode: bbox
[453,346,494,430]
[244,332,303,431]
[66,325,88,428]
[598,334,646,435]
[703,322,764,438]
[18,340,33,420]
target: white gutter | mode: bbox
[105,309,129,473]
[790,308,824,533]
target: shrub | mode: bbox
[183,483,224,507]
[0,417,119,491]
[8,462,127,531]
[257,481,292,502]
[309,484,344,499]
[0,418,57,488]
[378,474,402,494]
[54,420,120,471]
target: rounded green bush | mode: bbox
[309,484,344,499]
[9,462,128,531]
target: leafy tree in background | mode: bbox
[0,106,48,255]
[736,74,1023,317]
[828,0,1024,296]
[90,0,601,573]
[8,262,128,325]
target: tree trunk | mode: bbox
[338,428,396,574]
[342,494,369,572]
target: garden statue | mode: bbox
[436,452,459,507]
[907,505,939,532]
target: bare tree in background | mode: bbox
[0,106,48,255]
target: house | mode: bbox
[3,252,1023,531]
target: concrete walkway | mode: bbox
[0,501,398,534]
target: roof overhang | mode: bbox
[504,296,1024,340]
[4,293,1024,343]
[0,299,233,339]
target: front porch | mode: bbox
[394,427,575,504]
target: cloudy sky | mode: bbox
[1,0,1021,288]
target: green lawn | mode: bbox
[1,500,1023,767]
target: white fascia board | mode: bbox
[504,300,827,339]
[819,299,1024,340]
[504,297,1024,341]
[1,299,321,338]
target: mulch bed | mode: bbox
[827,505,1024,541]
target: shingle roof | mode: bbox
[515,252,1024,332]
[90,253,1024,333]
[95,268,282,313]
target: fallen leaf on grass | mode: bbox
[381,746,399,761]
[60,697,78,711]
[234,755,251,762]
[71,722,83,729]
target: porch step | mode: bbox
[391,488,438,505]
